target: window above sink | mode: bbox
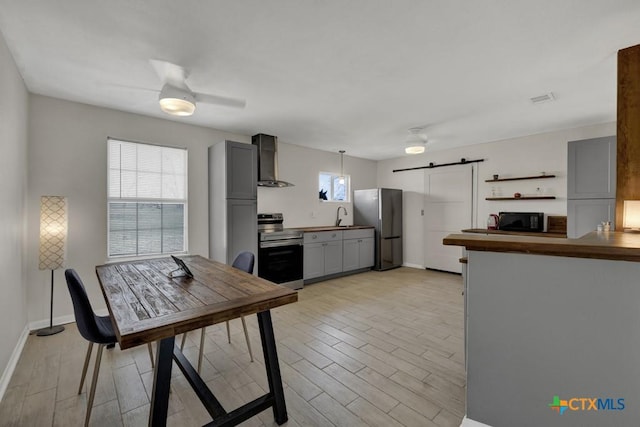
[319,171,350,202]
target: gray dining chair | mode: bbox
[180,252,255,373]
[65,269,154,426]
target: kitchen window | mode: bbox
[319,172,349,202]
[107,138,188,257]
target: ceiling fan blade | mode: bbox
[149,59,190,89]
[101,82,158,93]
[194,92,246,109]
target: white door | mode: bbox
[403,190,426,268]
[424,165,473,273]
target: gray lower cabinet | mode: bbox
[226,199,258,264]
[323,241,343,275]
[304,229,374,281]
[303,231,343,280]
[567,198,615,238]
[303,242,325,280]
[343,229,375,271]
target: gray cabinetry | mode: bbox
[303,243,325,280]
[567,199,615,237]
[209,141,258,265]
[567,135,616,238]
[343,239,360,272]
[343,229,375,272]
[324,241,343,275]
[226,199,258,265]
[303,231,343,280]
[226,141,258,199]
[568,136,616,199]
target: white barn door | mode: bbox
[424,165,473,273]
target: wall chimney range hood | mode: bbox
[252,133,294,187]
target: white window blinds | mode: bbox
[107,138,188,257]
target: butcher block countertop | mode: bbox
[292,225,375,232]
[444,231,640,263]
[462,228,567,238]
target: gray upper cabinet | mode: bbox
[226,141,258,200]
[567,136,616,199]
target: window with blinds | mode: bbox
[107,138,188,257]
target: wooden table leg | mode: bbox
[257,310,288,425]
[149,336,174,427]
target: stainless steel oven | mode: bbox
[258,213,304,290]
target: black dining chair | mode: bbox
[65,269,154,426]
[180,251,255,373]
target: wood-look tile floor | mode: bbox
[0,267,465,427]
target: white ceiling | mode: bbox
[1,1,639,160]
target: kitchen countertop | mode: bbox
[291,225,375,232]
[462,228,567,238]
[444,231,640,262]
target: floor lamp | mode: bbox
[37,196,67,336]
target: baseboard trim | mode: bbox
[28,314,76,332]
[28,309,106,332]
[0,325,30,402]
[402,262,424,269]
[460,416,492,427]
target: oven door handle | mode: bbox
[260,240,303,248]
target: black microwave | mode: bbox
[498,212,544,232]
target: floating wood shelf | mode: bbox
[485,174,556,182]
[485,196,556,200]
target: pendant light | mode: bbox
[405,127,427,154]
[338,150,346,184]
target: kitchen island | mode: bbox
[443,231,640,427]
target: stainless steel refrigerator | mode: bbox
[354,188,403,270]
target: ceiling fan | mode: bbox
[405,127,428,154]
[150,59,246,116]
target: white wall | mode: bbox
[27,95,249,325]
[258,142,377,228]
[0,30,29,393]
[26,96,378,326]
[377,122,617,268]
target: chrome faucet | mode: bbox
[336,206,347,226]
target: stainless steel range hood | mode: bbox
[252,134,294,187]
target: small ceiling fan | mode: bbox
[150,59,246,116]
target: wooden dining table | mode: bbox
[95,255,298,427]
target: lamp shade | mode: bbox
[39,196,67,270]
[623,200,640,230]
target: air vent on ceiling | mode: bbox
[530,92,555,104]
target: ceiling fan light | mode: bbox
[159,97,196,116]
[405,144,425,154]
[159,83,196,116]
[404,127,427,154]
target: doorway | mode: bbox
[424,165,473,273]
